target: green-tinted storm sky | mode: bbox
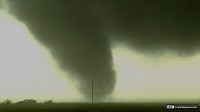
[0,0,200,102]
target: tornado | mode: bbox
[6,0,200,101]
[6,0,116,101]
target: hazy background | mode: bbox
[0,0,199,102]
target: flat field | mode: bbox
[0,102,199,112]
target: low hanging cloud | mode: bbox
[5,0,200,101]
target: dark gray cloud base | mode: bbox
[6,0,200,100]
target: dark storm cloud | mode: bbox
[6,0,200,100]
[99,0,200,56]
[0,0,4,9]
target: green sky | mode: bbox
[0,0,200,102]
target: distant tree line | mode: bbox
[17,99,37,104]
[2,99,11,104]
[1,99,53,104]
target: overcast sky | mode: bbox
[0,0,199,102]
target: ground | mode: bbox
[0,102,199,112]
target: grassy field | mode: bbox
[0,102,199,112]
